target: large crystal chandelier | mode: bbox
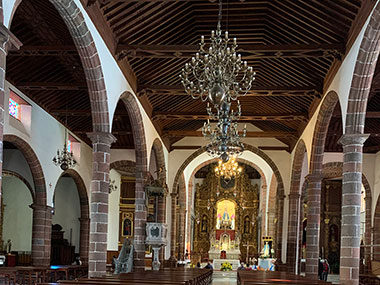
[214,156,242,183]
[179,0,255,162]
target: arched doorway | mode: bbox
[52,170,89,265]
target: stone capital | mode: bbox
[338,133,370,146]
[0,24,22,52]
[79,217,90,223]
[29,203,53,212]
[305,173,322,183]
[87,132,116,145]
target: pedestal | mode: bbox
[258,258,275,270]
[152,246,161,271]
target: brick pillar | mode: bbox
[339,134,369,285]
[133,176,147,271]
[168,192,177,266]
[305,173,322,279]
[79,217,90,265]
[158,195,166,267]
[275,195,284,260]
[0,25,21,213]
[287,193,301,273]
[87,132,115,277]
[30,204,52,266]
[178,208,186,260]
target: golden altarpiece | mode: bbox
[193,165,259,262]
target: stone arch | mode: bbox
[8,0,110,132]
[3,134,46,205]
[171,143,285,259]
[110,160,136,175]
[3,134,50,266]
[345,2,380,134]
[151,138,166,172]
[3,169,34,202]
[305,91,339,277]
[60,169,90,264]
[287,139,307,273]
[118,91,148,270]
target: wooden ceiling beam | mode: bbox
[162,130,297,138]
[117,43,344,59]
[138,84,321,97]
[152,112,308,121]
[170,145,290,152]
[8,45,77,56]
[17,82,87,91]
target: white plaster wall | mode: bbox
[4,82,93,206]
[53,177,81,253]
[3,175,33,251]
[107,169,121,251]
[110,149,136,164]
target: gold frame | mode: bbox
[121,212,134,238]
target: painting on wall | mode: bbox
[121,212,133,237]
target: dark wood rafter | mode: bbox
[8,0,369,150]
[117,43,344,60]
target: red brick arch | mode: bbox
[345,2,380,135]
[118,91,148,271]
[8,0,110,132]
[59,169,90,265]
[287,139,307,273]
[3,169,35,202]
[3,134,51,266]
[110,160,136,175]
[4,134,46,205]
[171,143,285,259]
[305,90,339,278]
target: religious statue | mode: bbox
[201,215,208,232]
[244,216,250,233]
[222,207,229,221]
[4,239,11,254]
[123,218,132,236]
[261,242,270,258]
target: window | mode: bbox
[9,98,21,120]
[67,139,72,153]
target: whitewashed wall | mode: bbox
[52,177,81,253]
[3,176,33,251]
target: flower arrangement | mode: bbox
[221,261,233,271]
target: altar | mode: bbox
[192,164,260,263]
[213,259,240,270]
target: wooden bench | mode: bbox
[238,271,332,285]
[38,268,212,285]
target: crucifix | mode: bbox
[243,242,254,264]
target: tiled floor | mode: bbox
[212,271,237,284]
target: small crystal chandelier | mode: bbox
[52,99,76,171]
[214,156,242,182]
[180,0,255,162]
[52,129,77,171]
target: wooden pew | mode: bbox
[238,271,332,285]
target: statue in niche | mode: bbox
[201,215,208,232]
[244,216,250,234]
[123,218,132,237]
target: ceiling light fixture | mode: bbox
[179,0,255,162]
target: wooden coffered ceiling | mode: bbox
[6,0,377,151]
[83,0,374,151]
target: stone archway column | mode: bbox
[79,217,90,265]
[275,195,284,261]
[287,193,301,273]
[30,204,53,266]
[158,194,166,267]
[305,173,322,279]
[178,208,186,260]
[87,132,115,277]
[339,134,369,285]
[133,176,147,271]
[168,192,177,266]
